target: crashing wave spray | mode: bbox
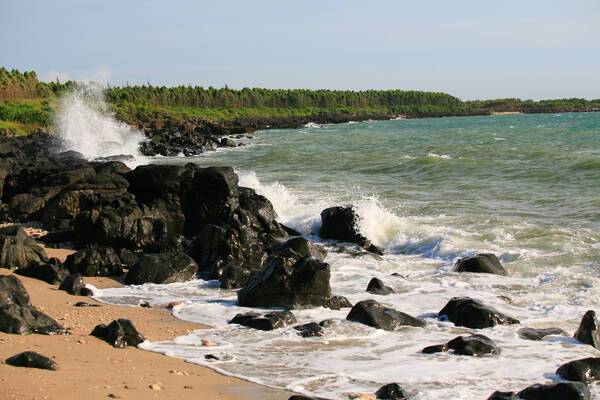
[55,82,146,164]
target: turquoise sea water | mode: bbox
[99,112,600,399]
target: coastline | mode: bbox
[0,269,291,400]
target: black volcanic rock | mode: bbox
[557,357,600,384]
[64,246,123,277]
[294,322,325,338]
[574,310,600,349]
[422,334,499,356]
[375,383,411,399]
[439,297,519,329]
[124,251,198,285]
[517,327,567,341]
[91,319,145,348]
[453,253,507,276]
[0,226,48,271]
[5,351,58,370]
[347,299,425,331]
[0,275,66,335]
[229,311,297,331]
[318,206,383,254]
[59,273,92,296]
[487,382,590,400]
[366,277,394,295]
[237,237,331,309]
[15,258,69,284]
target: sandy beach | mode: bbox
[0,267,291,400]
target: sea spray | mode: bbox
[55,82,146,164]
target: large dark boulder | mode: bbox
[5,351,58,370]
[64,247,123,277]
[15,258,69,284]
[422,334,499,356]
[517,327,567,341]
[557,357,600,384]
[229,311,297,331]
[453,253,508,276]
[125,164,186,203]
[346,299,425,331]
[318,206,383,254]
[91,319,145,348]
[0,226,48,271]
[124,251,198,285]
[487,382,590,400]
[0,275,66,335]
[375,383,410,399]
[237,238,331,309]
[366,278,394,295]
[439,297,519,329]
[574,310,600,349]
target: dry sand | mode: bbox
[0,268,292,400]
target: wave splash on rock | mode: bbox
[55,83,146,164]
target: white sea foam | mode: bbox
[426,152,453,159]
[55,83,147,166]
[304,122,322,129]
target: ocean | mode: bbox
[94,112,600,399]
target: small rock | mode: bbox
[149,383,162,391]
[574,310,600,349]
[375,383,410,399]
[517,327,567,341]
[366,278,394,295]
[229,311,297,331]
[294,322,325,338]
[453,253,508,276]
[347,299,425,331]
[422,334,499,356]
[201,339,212,346]
[556,357,600,384]
[5,351,58,370]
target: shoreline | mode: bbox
[0,268,292,400]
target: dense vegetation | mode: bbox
[1,67,599,135]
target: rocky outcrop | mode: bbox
[439,297,519,329]
[556,357,600,384]
[453,254,508,275]
[0,275,66,335]
[318,206,383,254]
[229,311,296,331]
[487,382,590,400]
[422,334,500,356]
[91,319,145,348]
[64,246,123,277]
[574,310,600,349]
[5,351,58,370]
[124,251,198,285]
[346,299,425,331]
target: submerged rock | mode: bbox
[438,297,519,329]
[487,382,590,400]
[556,357,600,384]
[574,310,600,349]
[5,351,58,370]
[517,327,567,341]
[375,383,410,399]
[366,278,394,295]
[318,206,383,254]
[347,299,425,331]
[294,322,325,338]
[64,246,123,277]
[322,295,353,310]
[229,311,297,331]
[91,319,145,348]
[124,251,198,285]
[422,334,499,356]
[452,253,507,276]
[0,275,66,335]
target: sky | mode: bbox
[2,0,599,100]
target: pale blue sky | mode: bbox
[2,0,599,99]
